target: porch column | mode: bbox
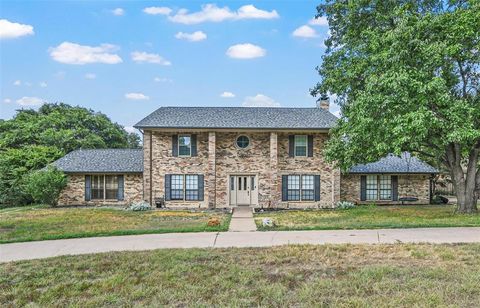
[270,132,279,207]
[332,167,341,206]
[207,132,216,208]
[143,130,152,205]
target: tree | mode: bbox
[0,103,141,205]
[24,167,67,206]
[312,0,480,213]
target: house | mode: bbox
[53,99,438,208]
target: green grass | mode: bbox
[254,205,480,231]
[1,244,480,306]
[0,206,230,243]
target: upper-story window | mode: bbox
[236,135,250,149]
[178,135,191,156]
[294,135,307,157]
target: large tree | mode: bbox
[0,103,140,205]
[312,0,480,213]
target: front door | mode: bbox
[230,175,257,206]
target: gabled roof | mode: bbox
[51,149,143,173]
[134,106,338,130]
[348,153,438,174]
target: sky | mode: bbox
[0,0,338,132]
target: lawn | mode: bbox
[0,206,230,243]
[1,244,480,306]
[254,205,480,231]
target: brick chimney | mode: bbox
[316,94,329,111]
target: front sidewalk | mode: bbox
[2,227,480,263]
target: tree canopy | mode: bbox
[312,0,480,212]
[0,103,140,205]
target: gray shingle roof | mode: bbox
[51,149,143,173]
[349,153,438,174]
[134,106,338,130]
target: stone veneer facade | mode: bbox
[143,130,341,209]
[58,173,143,206]
[340,174,431,205]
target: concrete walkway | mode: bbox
[2,227,480,263]
[228,206,256,232]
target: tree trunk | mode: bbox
[445,143,478,214]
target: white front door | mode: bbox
[230,175,257,206]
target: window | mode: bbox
[91,175,104,199]
[185,175,199,201]
[91,175,119,200]
[169,174,202,201]
[171,175,184,200]
[236,135,250,149]
[286,175,317,201]
[294,135,307,157]
[178,135,191,156]
[366,175,392,201]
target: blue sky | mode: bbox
[0,1,338,131]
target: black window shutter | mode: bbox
[360,175,367,201]
[282,175,288,201]
[191,134,197,156]
[288,135,295,157]
[172,135,178,157]
[165,174,172,201]
[117,175,124,201]
[308,135,314,157]
[198,174,204,201]
[391,175,398,201]
[85,175,91,201]
[314,175,321,201]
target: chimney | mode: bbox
[316,94,329,111]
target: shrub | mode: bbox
[207,217,221,227]
[335,201,356,210]
[24,166,67,206]
[128,201,152,211]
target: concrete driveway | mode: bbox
[2,227,480,263]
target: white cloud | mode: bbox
[242,94,280,107]
[124,126,136,133]
[143,7,172,15]
[0,19,34,39]
[39,82,47,88]
[309,16,328,26]
[85,73,96,79]
[154,77,172,82]
[131,51,171,65]
[3,98,12,103]
[175,31,207,42]
[13,80,21,86]
[16,96,44,106]
[292,25,318,38]
[112,8,125,16]
[226,43,266,59]
[168,4,279,24]
[220,91,235,98]
[125,92,149,100]
[49,42,122,65]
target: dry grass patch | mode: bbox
[255,205,480,230]
[1,244,479,307]
[0,206,230,243]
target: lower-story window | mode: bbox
[166,174,204,201]
[283,174,319,201]
[366,175,392,201]
[86,174,124,201]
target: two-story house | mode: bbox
[53,100,438,208]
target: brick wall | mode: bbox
[58,173,143,206]
[340,174,431,205]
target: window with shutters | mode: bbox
[366,175,392,201]
[170,174,202,201]
[294,135,307,157]
[91,175,119,200]
[286,175,317,201]
[178,135,191,156]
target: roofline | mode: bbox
[348,171,438,174]
[133,126,333,131]
[63,171,143,174]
